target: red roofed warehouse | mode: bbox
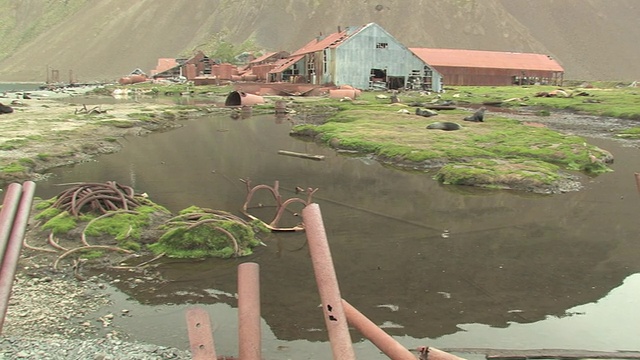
[409,48,564,86]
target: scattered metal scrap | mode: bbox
[74,104,107,115]
[240,178,318,232]
[31,181,146,272]
[51,181,142,216]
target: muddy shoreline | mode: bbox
[0,92,214,187]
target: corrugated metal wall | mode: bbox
[435,66,561,86]
[330,24,442,91]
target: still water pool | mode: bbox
[34,113,640,358]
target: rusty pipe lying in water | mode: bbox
[341,298,418,360]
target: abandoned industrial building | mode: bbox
[409,48,565,86]
[266,22,443,92]
[143,23,565,92]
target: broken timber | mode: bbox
[278,150,325,161]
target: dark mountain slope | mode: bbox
[0,0,637,82]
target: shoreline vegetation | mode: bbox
[1,82,639,194]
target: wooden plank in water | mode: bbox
[441,348,640,360]
[278,150,325,161]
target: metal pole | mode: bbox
[302,203,356,360]
[238,262,261,360]
[0,181,36,333]
[341,299,417,360]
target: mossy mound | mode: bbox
[31,184,267,261]
[148,206,268,259]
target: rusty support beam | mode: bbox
[341,299,417,360]
[186,307,218,360]
[238,262,261,360]
[0,181,36,333]
[302,203,356,360]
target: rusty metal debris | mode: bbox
[240,179,317,232]
[51,181,143,217]
[74,104,107,115]
[24,181,146,272]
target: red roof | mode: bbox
[249,52,279,64]
[291,25,366,56]
[151,58,179,75]
[410,48,564,72]
[268,54,305,74]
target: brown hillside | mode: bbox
[0,0,638,83]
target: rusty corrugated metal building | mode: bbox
[270,23,443,92]
[409,48,564,86]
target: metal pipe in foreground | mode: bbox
[341,299,417,360]
[186,307,218,360]
[0,181,36,333]
[302,203,356,360]
[238,262,261,360]
[0,183,23,260]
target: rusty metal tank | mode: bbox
[225,91,265,106]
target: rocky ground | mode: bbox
[1,91,640,359]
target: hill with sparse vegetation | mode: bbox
[0,0,638,83]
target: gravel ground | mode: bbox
[1,271,192,360]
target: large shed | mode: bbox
[269,23,443,92]
[409,48,564,86]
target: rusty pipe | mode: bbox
[341,299,417,360]
[302,203,356,360]
[186,307,218,360]
[0,183,22,259]
[0,181,36,333]
[238,262,261,360]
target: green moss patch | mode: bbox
[149,206,267,259]
[290,96,614,192]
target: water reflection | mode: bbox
[35,113,640,352]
